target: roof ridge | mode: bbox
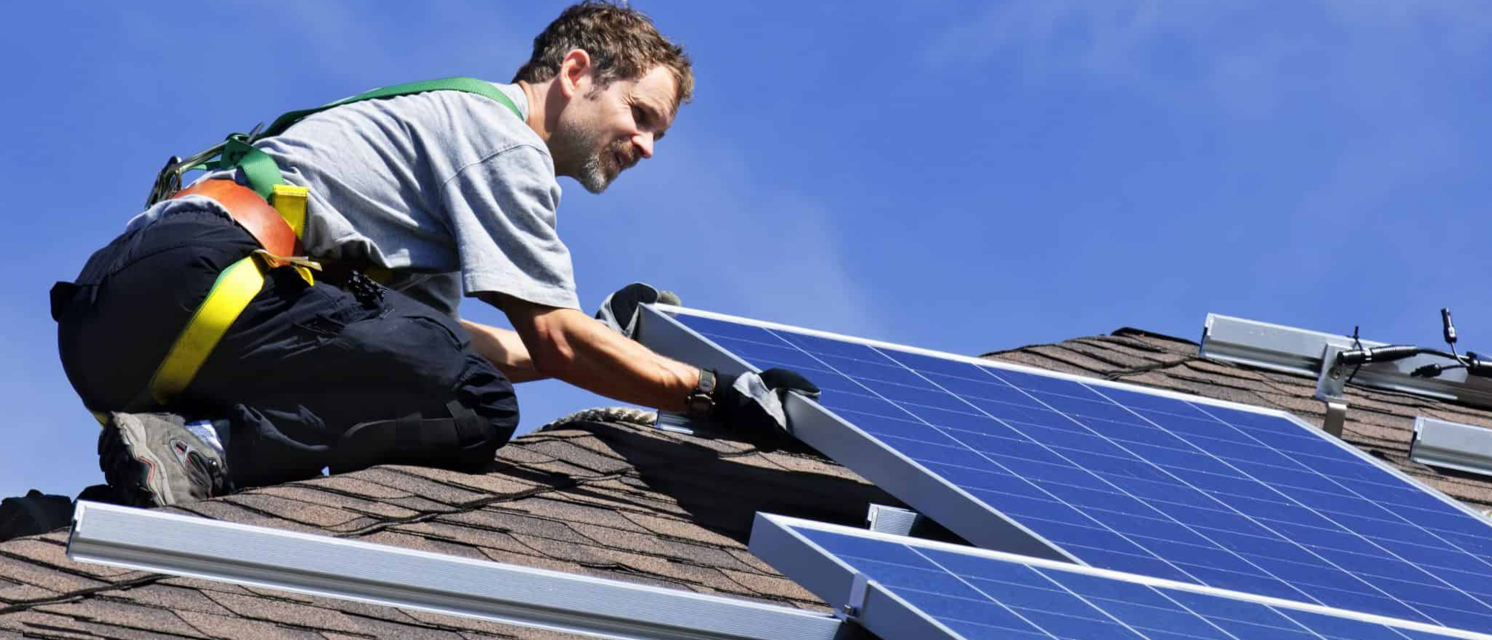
[1110,326,1198,346]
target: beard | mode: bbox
[553,124,634,194]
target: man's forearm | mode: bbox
[459,320,550,383]
[547,309,699,412]
[489,295,698,411]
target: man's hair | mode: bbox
[513,1,693,110]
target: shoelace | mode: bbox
[183,448,227,497]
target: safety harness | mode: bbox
[134,78,524,414]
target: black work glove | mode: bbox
[595,282,681,340]
[713,368,821,450]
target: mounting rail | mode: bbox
[1201,314,1492,436]
[67,502,846,640]
[1202,313,1492,406]
[1412,417,1492,479]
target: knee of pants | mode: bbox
[433,359,519,472]
[445,419,513,472]
[327,395,518,475]
[457,354,520,427]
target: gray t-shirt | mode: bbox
[127,82,577,316]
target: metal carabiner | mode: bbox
[145,155,184,208]
[142,121,261,208]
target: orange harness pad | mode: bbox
[173,180,302,257]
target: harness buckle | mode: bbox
[145,155,184,208]
[252,250,321,287]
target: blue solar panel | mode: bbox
[667,310,1492,632]
[764,518,1476,640]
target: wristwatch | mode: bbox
[685,369,717,418]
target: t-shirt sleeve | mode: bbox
[439,144,580,310]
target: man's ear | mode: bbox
[558,49,592,98]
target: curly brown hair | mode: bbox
[513,2,693,111]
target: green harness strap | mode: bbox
[202,77,524,200]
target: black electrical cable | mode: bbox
[1341,309,1483,381]
[1410,309,1470,378]
[1345,326,1365,385]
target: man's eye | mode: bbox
[631,106,646,125]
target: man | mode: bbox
[52,2,815,508]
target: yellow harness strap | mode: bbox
[146,254,270,405]
[126,182,329,408]
[271,184,309,239]
[144,250,320,405]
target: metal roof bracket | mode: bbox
[1315,344,1349,438]
[840,573,870,620]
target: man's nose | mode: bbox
[632,132,654,159]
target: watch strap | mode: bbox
[685,369,717,418]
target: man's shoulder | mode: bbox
[422,85,551,168]
[299,81,545,163]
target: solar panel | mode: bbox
[751,514,1488,640]
[636,306,1492,632]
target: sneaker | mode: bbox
[98,412,230,507]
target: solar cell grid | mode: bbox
[765,519,1483,640]
[668,310,1492,632]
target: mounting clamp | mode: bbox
[840,573,869,620]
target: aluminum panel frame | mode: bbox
[641,305,1492,560]
[635,304,1075,563]
[751,514,1492,640]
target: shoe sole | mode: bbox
[99,414,170,508]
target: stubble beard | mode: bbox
[554,123,623,194]
[576,152,611,194]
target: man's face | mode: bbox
[552,65,677,193]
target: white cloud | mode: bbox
[925,0,1490,122]
[927,1,1221,94]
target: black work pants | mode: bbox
[53,205,518,487]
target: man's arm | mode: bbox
[459,320,550,384]
[481,293,698,412]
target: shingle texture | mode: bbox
[5,326,1492,639]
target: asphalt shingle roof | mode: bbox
[4,325,1490,639]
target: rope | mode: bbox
[539,406,657,431]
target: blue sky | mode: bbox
[2,2,1489,499]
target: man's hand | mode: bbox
[713,368,821,450]
[595,282,680,339]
